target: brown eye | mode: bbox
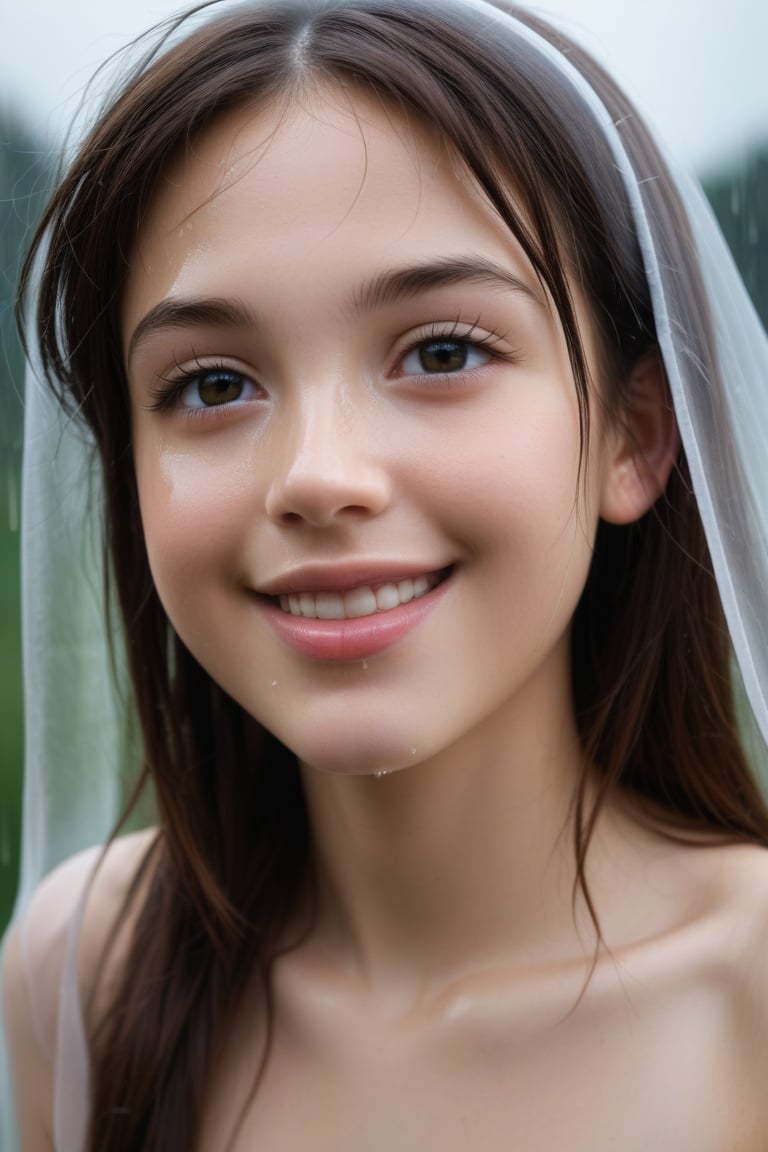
[195,369,245,406]
[417,340,469,373]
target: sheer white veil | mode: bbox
[0,360,129,1150]
[2,0,767,1148]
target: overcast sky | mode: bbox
[1,0,767,175]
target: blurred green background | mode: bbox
[1,109,56,935]
[0,110,767,938]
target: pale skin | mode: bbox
[5,84,768,1150]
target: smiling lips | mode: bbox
[261,568,451,661]
[278,572,442,621]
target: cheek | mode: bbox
[435,397,587,540]
[441,400,598,648]
[133,436,249,622]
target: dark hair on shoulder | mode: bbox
[17,1,768,1147]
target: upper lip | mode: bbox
[256,562,452,597]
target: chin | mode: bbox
[306,756,416,778]
[286,725,426,778]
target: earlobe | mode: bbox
[599,352,680,526]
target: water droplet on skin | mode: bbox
[374,768,392,778]
[410,747,417,757]
[271,680,278,688]
[361,660,369,671]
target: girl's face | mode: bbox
[123,87,619,776]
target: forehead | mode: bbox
[121,84,545,335]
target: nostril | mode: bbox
[279,503,375,526]
[339,504,375,518]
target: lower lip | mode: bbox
[258,576,452,661]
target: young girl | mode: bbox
[4,1,768,1148]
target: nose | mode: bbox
[264,390,392,528]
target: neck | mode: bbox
[300,689,597,999]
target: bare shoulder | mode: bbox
[2,828,158,1150]
[77,827,161,981]
[695,841,768,1127]
[701,839,768,950]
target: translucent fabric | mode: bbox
[2,1,768,1148]
[0,363,125,1150]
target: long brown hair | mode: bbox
[18,1,768,1146]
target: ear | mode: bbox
[599,352,680,526]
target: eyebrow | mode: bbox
[349,256,544,316]
[127,256,544,362]
[127,297,257,363]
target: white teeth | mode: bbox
[277,573,442,620]
[375,583,401,611]
[398,578,414,603]
[299,592,317,618]
[345,586,378,618]
[315,592,344,620]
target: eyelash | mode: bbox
[146,322,519,414]
[147,359,252,413]
[394,320,519,381]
